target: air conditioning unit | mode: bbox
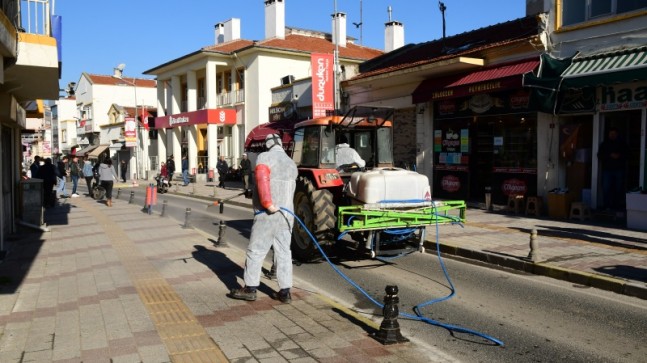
[281,75,294,85]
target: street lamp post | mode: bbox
[113,64,142,180]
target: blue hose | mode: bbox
[279,206,505,346]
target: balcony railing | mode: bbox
[20,0,51,35]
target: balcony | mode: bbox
[0,0,59,101]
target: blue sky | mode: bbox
[54,0,526,92]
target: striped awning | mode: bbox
[562,46,647,87]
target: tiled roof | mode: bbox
[86,74,156,88]
[353,15,540,80]
[203,33,383,61]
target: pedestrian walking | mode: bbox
[120,160,128,183]
[98,157,119,207]
[166,155,175,182]
[69,155,83,197]
[160,162,168,178]
[56,155,69,198]
[29,155,41,178]
[35,158,57,207]
[217,155,228,188]
[228,133,298,304]
[240,153,251,190]
[181,155,189,186]
[82,156,95,196]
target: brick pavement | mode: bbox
[0,189,457,362]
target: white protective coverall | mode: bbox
[335,143,366,169]
[244,134,298,289]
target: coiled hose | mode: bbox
[278,205,505,346]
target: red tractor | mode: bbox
[245,106,465,261]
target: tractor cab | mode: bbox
[291,106,395,173]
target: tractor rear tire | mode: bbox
[291,176,335,262]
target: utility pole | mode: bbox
[439,1,447,40]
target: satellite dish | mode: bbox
[116,63,126,71]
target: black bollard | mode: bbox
[183,207,192,229]
[219,201,224,214]
[160,200,167,217]
[373,285,409,345]
[116,188,121,199]
[216,220,227,246]
[129,191,135,204]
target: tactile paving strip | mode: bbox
[84,201,229,362]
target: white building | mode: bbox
[144,0,384,180]
[73,70,156,180]
[52,97,79,156]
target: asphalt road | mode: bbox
[122,190,647,363]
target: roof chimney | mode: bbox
[223,18,241,43]
[332,12,347,47]
[265,0,285,39]
[215,23,225,44]
[385,21,404,52]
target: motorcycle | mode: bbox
[91,180,106,200]
[155,173,170,193]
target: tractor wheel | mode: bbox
[291,176,335,262]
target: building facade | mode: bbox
[144,0,385,180]
[73,70,156,180]
[0,0,59,241]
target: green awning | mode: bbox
[562,46,647,88]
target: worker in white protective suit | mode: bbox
[228,133,298,303]
[335,134,366,170]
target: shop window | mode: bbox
[561,0,647,27]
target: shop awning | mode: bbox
[76,144,98,156]
[412,58,539,103]
[109,142,124,150]
[88,144,110,158]
[562,46,647,88]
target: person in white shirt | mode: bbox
[335,134,366,170]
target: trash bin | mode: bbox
[484,186,492,211]
[20,179,44,226]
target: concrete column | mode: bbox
[157,128,167,166]
[140,125,150,179]
[187,71,197,112]
[188,126,197,173]
[157,81,166,117]
[231,123,240,163]
[207,124,219,171]
[172,128,182,175]
[206,61,217,109]
[171,76,182,114]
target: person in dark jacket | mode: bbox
[166,155,175,182]
[29,155,41,178]
[120,160,128,183]
[597,127,629,210]
[181,155,189,186]
[56,156,69,198]
[217,155,229,188]
[35,158,57,207]
[240,153,251,190]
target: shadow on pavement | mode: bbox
[511,225,647,251]
[595,265,647,283]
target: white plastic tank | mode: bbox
[346,167,431,204]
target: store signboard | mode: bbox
[598,82,647,111]
[124,117,136,147]
[154,109,236,129]
[310,53,334,117]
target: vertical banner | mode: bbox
[311,53,334,117]
[124,117,137,147]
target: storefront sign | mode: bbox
[441,175,461,192]
[599,83,647,111]
[124,117,136,147]
[501,178,527,196]
[154,108,236,129]
[435,89,530,119]
[311,53,334,117]
[269,102,295,122]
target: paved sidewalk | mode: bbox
[164,179,647,300]
[0,191,456,362]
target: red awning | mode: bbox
[244,120,295,153]
[412,58,539,103]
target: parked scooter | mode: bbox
[91,180,106,200]
[155,173,170,193]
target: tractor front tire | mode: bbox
[291,176,335,262]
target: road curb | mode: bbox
[424,241,647,300]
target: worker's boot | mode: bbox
[272,288,291,304]
[227,286,257,301]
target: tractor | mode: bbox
[245,106,465,262]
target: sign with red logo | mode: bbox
[311,53,334,117]
[501,178,527,196]
[154,109,236,129]
[441,175,461,192]
[124,117,136,147]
